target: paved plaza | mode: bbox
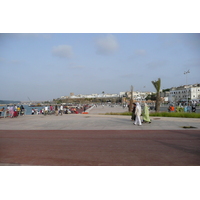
[0,105,200,166]
[0,105,200,130]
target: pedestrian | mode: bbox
[31,108,35,115]
[142,103,151,123]
[55,105,58,116]
[9,105,14,118]
[60,104,63,115]
[84,105,86,112]
[44,105,49,115]
[184,105,188,112]
[134,102,142,126]
[131,103,136,121]
[50,105,53,111]
[187,105,191,112]
[192,105,196,112]
[168,104,175,112]
[0,107,4,117]
[168,105,171,112]
[20,105,25,116]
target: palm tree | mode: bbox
[129,85,133,112]
[151,78,161,112]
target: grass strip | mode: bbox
[103,112,200,118]
[150,112,200,118]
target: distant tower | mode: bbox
[70,93,74,96]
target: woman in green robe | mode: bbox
[142,103,151,123]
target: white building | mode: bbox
[66,93,119,99]
[126,91,150,100]
[169,84,200,103]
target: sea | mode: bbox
[0,105,44,115]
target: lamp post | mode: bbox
[184,70,190,106]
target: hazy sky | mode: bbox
[0,33,200,101]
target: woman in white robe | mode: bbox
[134,102,142,126]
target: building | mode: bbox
[169,84,200,103]
[160,91,170,102]
[126,91,151,101]
[63,93,119,99]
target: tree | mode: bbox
[145,93,156,101]
[129,85,133,112]
[151,78,161,112]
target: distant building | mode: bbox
[160,91,170,102]
[67,93,119,99]
[119,92,126,97]
[169,84,200,103]
[126,91,150,100]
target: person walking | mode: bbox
[9,105,14,118]
[55,105,58,116]
[31,108,35,115]
[192,104,196,112]
[0,107,4,117]
[60,104,63,115]
[142,103,151,123]
[20,105,25,115]
[131,103,136,121]
[134,102,142,126]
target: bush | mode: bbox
[176,106,184,113]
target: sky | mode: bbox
[0,33,200,101]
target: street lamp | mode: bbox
[184,70,190,106]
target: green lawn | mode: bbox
[104,112,200,118]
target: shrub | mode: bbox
[176,106,184,113]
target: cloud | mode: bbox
[95,34,119,55]
[52,45,73,58]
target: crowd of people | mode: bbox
[31,104,91,116]
[0,105,25,118]
[168,104,197,113]
[31,105,72,116]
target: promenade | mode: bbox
[0,105,200,130]
[0,105,200,166]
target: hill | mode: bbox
[0,100,21,105]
